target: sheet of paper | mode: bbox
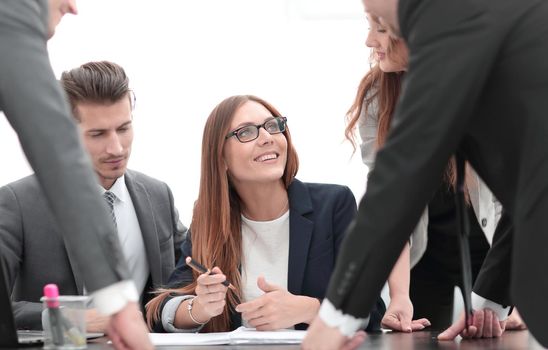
[149,327,306,346]
[230,327,305,344]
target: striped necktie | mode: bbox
[103,191,117,229]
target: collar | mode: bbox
[100,175,128,203]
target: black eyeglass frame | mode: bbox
[224,116,287,143]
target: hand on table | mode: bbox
[382,295,430,332]
[438,308,506,340]
[236,276,320,330]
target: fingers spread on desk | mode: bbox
[473,309,485,338]
[400,316,413,333]
[483,309,493,338]
[411,318,430,331]
[381,313,403,331]
[438,313,465,340]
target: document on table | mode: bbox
[149,327,306,345]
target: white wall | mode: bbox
[0,0,371,226]
[1,0,468,321]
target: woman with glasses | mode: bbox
[145,95,387,333]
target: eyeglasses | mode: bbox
[225,116,287,143]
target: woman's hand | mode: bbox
[382,295,430,332]
[235,276,320,330]
[192,267,229,321]
[438,308,506,340]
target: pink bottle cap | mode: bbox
[43,284,60,307]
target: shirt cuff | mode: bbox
[471,292,511,321]
[91,280,139,316]
[318,299,369,337]
[161,295,205,333]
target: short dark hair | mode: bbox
[60,61,132,120]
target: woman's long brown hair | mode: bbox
[146,95,299,332]
[344,35,459,188]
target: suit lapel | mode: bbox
[287,180,314,296]
[125,171,162,287]
[64,241,84,294]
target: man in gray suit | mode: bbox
[0,1,152,348]
[0,60,186,332]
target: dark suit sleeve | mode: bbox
[0,1,129,294]
[167,231,194,288]
[473,212,513,307]
[0,186,24,301]
[325,0,500,318]
[0,185,43,329]
[331,187,386,331]
[166,185,187,264]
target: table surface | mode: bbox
[57,330,544,350]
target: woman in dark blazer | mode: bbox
[146,95,385,333]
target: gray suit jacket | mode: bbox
[0,0,130,309]
[0,170,186,329]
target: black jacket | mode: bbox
[325,0,548,346]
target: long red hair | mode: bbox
[344,33,459,188]
[146,95,299,332]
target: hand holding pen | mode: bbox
[185,257,233,322]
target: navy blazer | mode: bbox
[156,179,385,332]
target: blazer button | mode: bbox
[481,218,488,227]
[349,262,357,272]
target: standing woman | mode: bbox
[145,95,386,332]
[344,14,512,331]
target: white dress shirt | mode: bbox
[89,175,149,315]
[103,176,150,296]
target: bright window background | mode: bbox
[0,0,370,225]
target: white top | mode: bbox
[241,210,290,327]
[160,210,292,331]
